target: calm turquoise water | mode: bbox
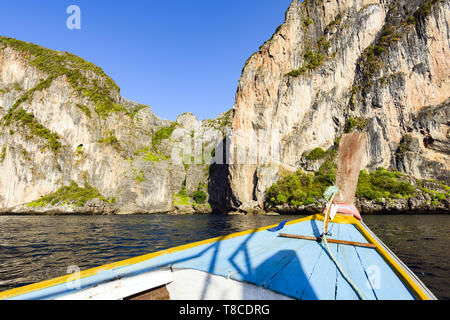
[0,214,448,299]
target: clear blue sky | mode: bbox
[0,0,293,120]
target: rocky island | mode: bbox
[0,0,449,215]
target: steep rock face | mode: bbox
[228,0,450,210]
[1,1,448,215]
[0,37,230,214]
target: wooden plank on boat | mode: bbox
[278,233,377,249]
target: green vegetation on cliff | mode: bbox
[80,82,125,118]
[356,168,416,200]
[174,179,208,207]
[1,77,62,153]
[1,78,62,153]
[203,109,233,136]
[361,24,402,81]
[287,48,327,77]
[76,104,92,118]
[98,130,122,152]
[418,179,449,205]
[266,170,330,207]
[127,104,148,120]
[287,33,332,77]
[344,117,369,133]
[0,36,124,119]
[0,36,118,92]
[136,146,168,162]
[152,123,177,151]
[324,13,342,34]
[265,167,418,208]
[174,188,208,207]
[0,145,6,163]
[414,0,441,21]
[304,147,329,161]
[266,142,339,207]
[133,170,146,184]
[193,190,207,204]
[174,188,191,206]
[348,1,443,110]
[0,36,132,153]
[395,134,414,158]
[6,108,61,153]
[26,180,115,208]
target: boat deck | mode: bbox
[0,215,433,300]
[141,216,415,300]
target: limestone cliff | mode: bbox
[1,0,449,215]
[0,36,231,214]
[227,0,449,212]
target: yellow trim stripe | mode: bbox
[0,214,428,300]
